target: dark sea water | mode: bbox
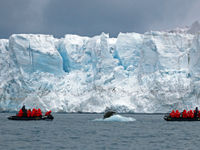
[0,113,200,150]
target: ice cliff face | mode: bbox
[9,34,64,75]
[1,29,200,113]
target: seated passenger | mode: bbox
[31,108,36,117]
[38,108,42,117]
[17,109,23,117]
[35,109,38,117]
[198,111,200,118]
[187,111,190,118]
[188,110,194,118]
[170,110,175,118]
[36,108,42,117]
[45,110,52,116]
[182,110,187,118]
[175,110,180,118]
[27,109,31,117]
[190,110,194,118]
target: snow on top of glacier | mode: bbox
[10,34,58,56]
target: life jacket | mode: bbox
[27,110,31,117]
[190,110,194,118]
[182,110,187,118]
[35,109,38,117]
[17,109,23,117]
[175,110,180,118]
[48,110,52,116]
[31,108,36,117]
[45,111,48,116]
[45,110,52,116]
[188,110,194,118]
[35,109,42,117]
[38,108,42,116]
[170,110,175,118]
[198,111,200,118]
[187,111,190,118]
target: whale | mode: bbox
[103,111,116,119]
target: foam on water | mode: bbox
[93,114,136,122]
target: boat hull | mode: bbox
[8,115,54,121]
[164,116,200,121]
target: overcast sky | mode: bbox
[0,0,200,38]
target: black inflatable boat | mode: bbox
[164,114,200,121]
[8,115,54,121]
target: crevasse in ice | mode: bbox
[1,30,200,113]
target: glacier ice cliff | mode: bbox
[1,28,200,113]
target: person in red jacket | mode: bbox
[187,110,194,118]
[36,108,42,117]
[17,109,23,117]
[187,110,190,118]
[45,110,52,116]
[198,110,200,118]
[38,108,42,116]
[190,110,194,118]
[175,110,180,118]
[31,108,36,117]
[45,111,48,116]
[170,110,175,118]
[35,109,38,117]
[182,110,187,118]
[27,109,31,117]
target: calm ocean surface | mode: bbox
[0,113,200,150]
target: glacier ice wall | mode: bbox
[9,34,64,75]
[1,31,200,113]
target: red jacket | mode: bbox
[38,108,42,116]
[27,110,31,117]
[17,109,23,117]
[31,110,36,117]
[45,110,52,116]
[175,110,180,118]
[170,110,175,118]
[182,110,187,118]
[198,111,200,118]
[188,110,194,118]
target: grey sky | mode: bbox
[0,0,200,38]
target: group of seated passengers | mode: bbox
[170,107,199,118]
[17,105,51,117]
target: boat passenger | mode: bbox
[188,110,194,118]
[31,108,36,117]
[182,110,187,118]
[187,111,189,118]
[35,109,38,117]
[45,110,52,116]
[21,105,27,117]
[17,109,23,117]
[27,109,31,117]
[198,111,200,118]
[170,110,175,118]
[175,110,180,118]
[37,108,42,117]
[194,107,198,118]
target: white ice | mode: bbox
[1,22,200,112]
[93,115,136,122]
